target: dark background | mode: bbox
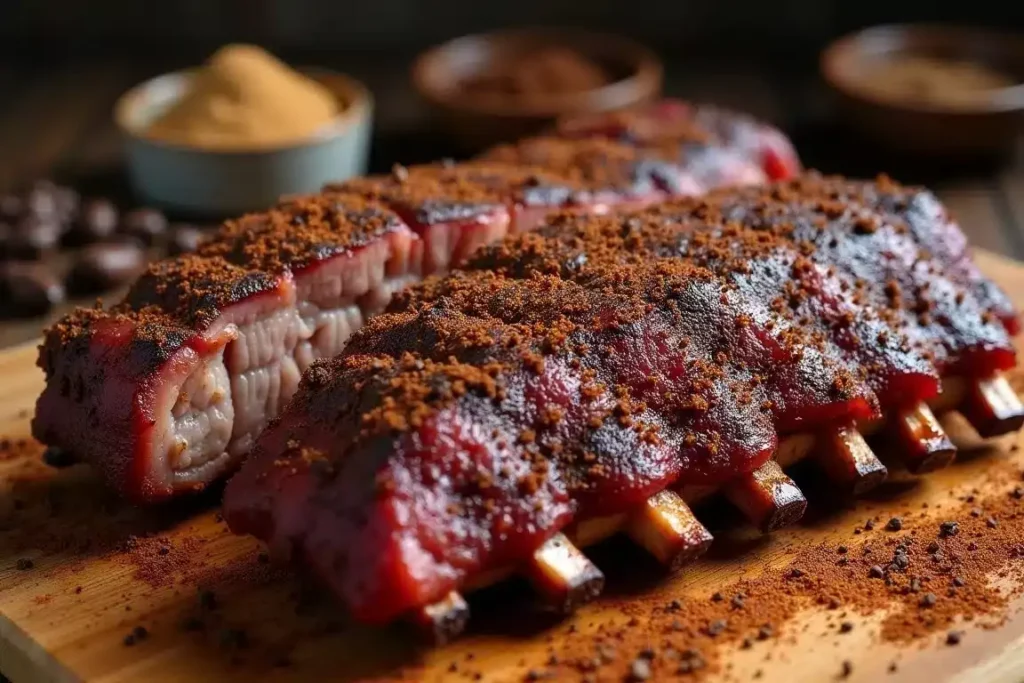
[0,0,1021,288]
[1,0,1023,58]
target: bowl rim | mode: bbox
[114,67,373,156]
[820,23,1024,116]
[411,26,663,118]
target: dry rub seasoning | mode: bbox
[144,44,340,150]
[461,47,610,99]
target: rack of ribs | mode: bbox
[555,98,802,182]
[32,105,781,503]
[221,173,1022,641]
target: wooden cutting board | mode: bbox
[4,249,1024,683]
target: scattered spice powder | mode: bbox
[446,459,1024,682]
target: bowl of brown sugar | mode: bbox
[822,24,1024,158]
[413,28,663,150]
[116,44,373,215]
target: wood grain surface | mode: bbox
[0,248,1023,683]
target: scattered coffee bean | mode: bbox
[869,565,885,579]
[121,208,168,245]
[23,182,60,220]
[68,242,146,293]
[919,592,937,608]
[0,262,65,316]
[946,631,963,645]
[939,521,959,537]
[69,198,118,244]
[53,185,80,222]
[886,517,903,531]
[167,224,205,255]
[0,193,22,220]
[6,215,60,258]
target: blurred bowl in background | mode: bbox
[412,28,663,151]
[821,24,1024,159]
[115,69,373,216]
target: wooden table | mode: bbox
[0,55,1022,349]
[1,55,1024,683]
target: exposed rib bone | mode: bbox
[522,532,605,614]
[625,489,714,570]
[410,590,470,645]
[816,423,889,494]
[958,375,1024,439]
[723,459,808,533]
[889,403,957,473]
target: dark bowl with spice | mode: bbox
[412,28,663,151]
[822,24,1024,159]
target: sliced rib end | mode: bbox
[411,591,471,645]
[724,460,808,533]
[892,403,958,474]
[626,489,714,570]
[960,375,1024,439]
[816,425,889,495]
[525,533,606,614]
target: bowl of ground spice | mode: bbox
[822,25,1024,158]
[413,28,662,150]
[115,44,372,215]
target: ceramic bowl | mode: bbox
[412,28,662,151]
[115,69,373,216]
[821,24,1024,158]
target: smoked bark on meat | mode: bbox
[223,175,1018,625]
[32,122,765,502]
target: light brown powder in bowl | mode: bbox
[144,44,341,150]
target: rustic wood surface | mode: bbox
[0,250,1022,683]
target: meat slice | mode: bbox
[224,262,875,624]
[556,99,801,183]
[34,194,419,501]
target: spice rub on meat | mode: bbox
[223,173,1020,628]
[33,107,797,503]
[556,98,802,183]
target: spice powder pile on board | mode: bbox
[421,447,1024,683]
[5,431,1024,681]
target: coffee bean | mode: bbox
[68,242,146,293]
[0,262,65,316]
[68,198,118,244]
[23,182,60,220]
[167,224,205,255]
[5,216,61,259]
[0,194,22,221]
[121,208,168,245]
[53,185,80,223]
